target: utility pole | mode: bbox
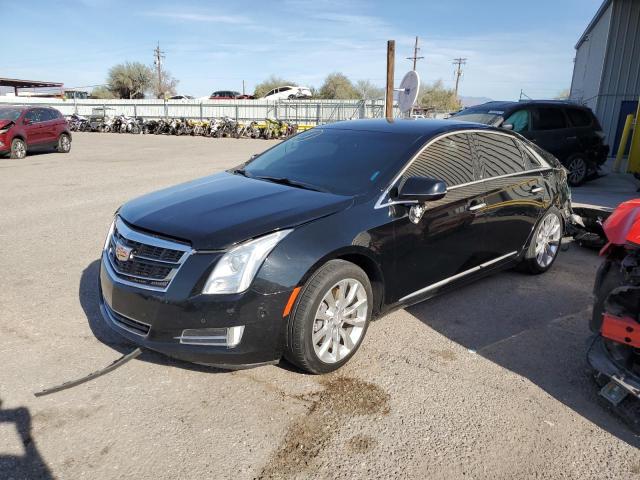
[153,42,166,99]
[242,80,245,96]
[406,36,424,71]
[452,57,467,97]
[386,40,395,120]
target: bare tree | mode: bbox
[153,67,179,99]
[355,79,385,100]
[106,62,154,99]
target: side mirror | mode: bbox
[23,118,32,125]
[397,176,447,202]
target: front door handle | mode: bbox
[468,202,486,212]
[530,186,543,194]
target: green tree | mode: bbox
[254,75,297,98]
[418,80,461,111]
[106,62,154,99]
[355,79,384,100]
[319,72,359,99]
[90,85,115,99]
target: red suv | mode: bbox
[0,106,72,159]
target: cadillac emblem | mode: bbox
[114,241,134,262]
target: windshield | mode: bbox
[241,128,422,195]
[0,108,22,121]
[451,108,505,126]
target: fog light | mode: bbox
[177,326,245,347]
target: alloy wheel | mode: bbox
[568,157,587,185]
[13,140,26,159]
[535,214,561,268]
[312,278,368,364]
[60,135,71,152]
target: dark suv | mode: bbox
[451,100,609,185]
[0,106,72,159]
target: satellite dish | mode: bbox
[397,70,420,115]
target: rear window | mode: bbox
[450,108,504,125]
[533,108,567,130]
[566,108,592,127]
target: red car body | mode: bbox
[0,105,71,158]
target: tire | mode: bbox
[591,259,624,332]
[521,208,563,274]
[288,94,296,100]
[566,154,588,186]
[10,138,27,159]
[56,133,71,153]
[285,260,373,374]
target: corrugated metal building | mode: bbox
[569,0,640,152]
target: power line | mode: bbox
[452,57,467,97]
[406,36,424,71]
[153,41,166,98]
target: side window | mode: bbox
[24,109,42,123]
[473,132,525,178]
[515,140,543,169]
[402,133,476,187]
[566,108,592,127]
[503,109,530,133]
[533,107,567,130]
[266,89,274,96]
[40,109,54,121]
[281,87,291,92]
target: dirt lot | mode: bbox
[1,132,639,480]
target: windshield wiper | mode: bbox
[253,175,328,193]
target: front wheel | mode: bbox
[521,208,563,274]
[285,260,372,374]
[57,133,71,153]
[10,138,27,159]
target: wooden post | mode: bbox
[386,40,395,120]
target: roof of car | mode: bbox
[320,118,495,137]
[460,100,589,112]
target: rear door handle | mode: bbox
[468,202,486,212]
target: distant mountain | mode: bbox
[460,96,492,107]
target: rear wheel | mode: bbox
[10,138,27,159]
[566,154,588,186]
[56,133,71,153]
[285,260,372,374]
[521,208,563,274]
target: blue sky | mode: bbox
[3,0,602,100]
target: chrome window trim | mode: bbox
[398,250,518,303]
[374,128,552,209]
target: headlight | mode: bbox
[103,218,116,251]
[202,229,292,294]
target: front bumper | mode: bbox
[99,252,291,368]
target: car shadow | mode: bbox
[79,259,228,374]
[0,399,53,479]
[406,243,640,448]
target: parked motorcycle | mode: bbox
[590,199,640,432]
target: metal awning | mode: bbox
[0,77,64,96]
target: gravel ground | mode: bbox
[1,132,639,480]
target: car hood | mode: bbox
[118,172,354,250]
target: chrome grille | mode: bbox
[105,217,191,291]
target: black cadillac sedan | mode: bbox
[99,119,570,374]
